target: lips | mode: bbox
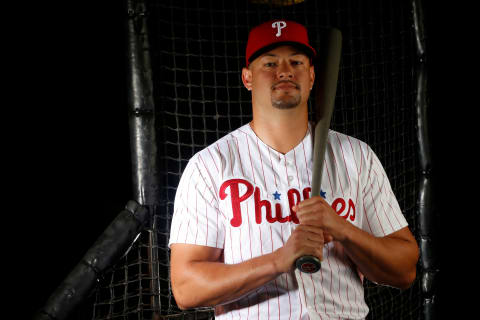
[272,81,299,90]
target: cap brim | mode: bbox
[247,41,316,66]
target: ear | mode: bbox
[242,67,253,91]
[309,65,315,90]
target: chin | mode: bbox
[271,95,301,110]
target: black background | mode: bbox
[9,0,472,318]
[10,1,132,318]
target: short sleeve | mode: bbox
[361,146,408,237]
[169,155,225,249]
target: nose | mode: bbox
[277,60,293,80]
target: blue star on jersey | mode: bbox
[320,190,327,199]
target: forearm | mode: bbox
[172,251,282,309]
[340,224,419,289]
[294,196,419,289]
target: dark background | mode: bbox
[12,1,132,318]
[11,0,471,318]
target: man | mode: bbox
[168,20,419,319]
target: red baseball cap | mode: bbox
[245,20,316,67]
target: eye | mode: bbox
[264,62,277,67]
[291,60,303,66]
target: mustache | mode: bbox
[271,80,300,90]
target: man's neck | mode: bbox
[249,109,309,155]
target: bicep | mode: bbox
[169,244,224,308]
[170,244,223,284]
[383,226,419,263]
[171,243,223,263]
[384,226,416,244]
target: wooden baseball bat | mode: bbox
[296,27,342,273]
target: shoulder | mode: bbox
[196,124,247,157]
[186,124,250,173]
[328,129,371,159]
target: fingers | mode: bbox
[294,224,324,240]
[292,196,329,226]
[292,196,344,241]
[294,225,332,248]
[276,223,330,272]
[290,225,325,260]
[323,231,333,244]
[294,194,329,211]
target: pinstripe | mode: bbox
[373,170,395,233]
[268,224,281,320]
[385,196,402,228]
[333,245,345,315]
[324,158,333,197]
[335,132,352,198]
[208,146,220,175]
[301,140,311,186]
[325,247,336,314]
[175,207,184,243]
[297,290,303,320]
[318,268,328,317]
[354,139,363,209]
[298,272,309,320]
[243,129,257,184]
[283,154,290,187]
[234,135,246,176]
[227,140,235,177]
[369,186,386,236]
[198,154,217,196]
[256,136,268,187]
[372,160,404,229]
[293,148,301,187]
[362,200,374,235]
[329,141,345,198]
[216,143,224,178]
[195,186,199,244]
[309,274,320,316]
[215,195,219,247]
[267,148,278,188]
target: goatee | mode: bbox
[271,95,301,109]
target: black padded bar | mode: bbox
[34,201,149,320]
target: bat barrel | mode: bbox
[310,28,342,197]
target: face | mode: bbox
[242,45,315,111]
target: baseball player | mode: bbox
[168,20,419,319]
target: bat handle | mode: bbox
[295,255,321,273]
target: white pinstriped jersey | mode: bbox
[169,122,408,320]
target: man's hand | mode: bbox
[273,224,324,273]
[293,195,349,242]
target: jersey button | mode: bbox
[288,176,294,181]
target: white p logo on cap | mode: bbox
[272,21,287,37]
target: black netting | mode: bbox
[91,0,422,319]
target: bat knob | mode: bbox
[295,255,321,273]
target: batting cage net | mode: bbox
[89,0,423,319]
